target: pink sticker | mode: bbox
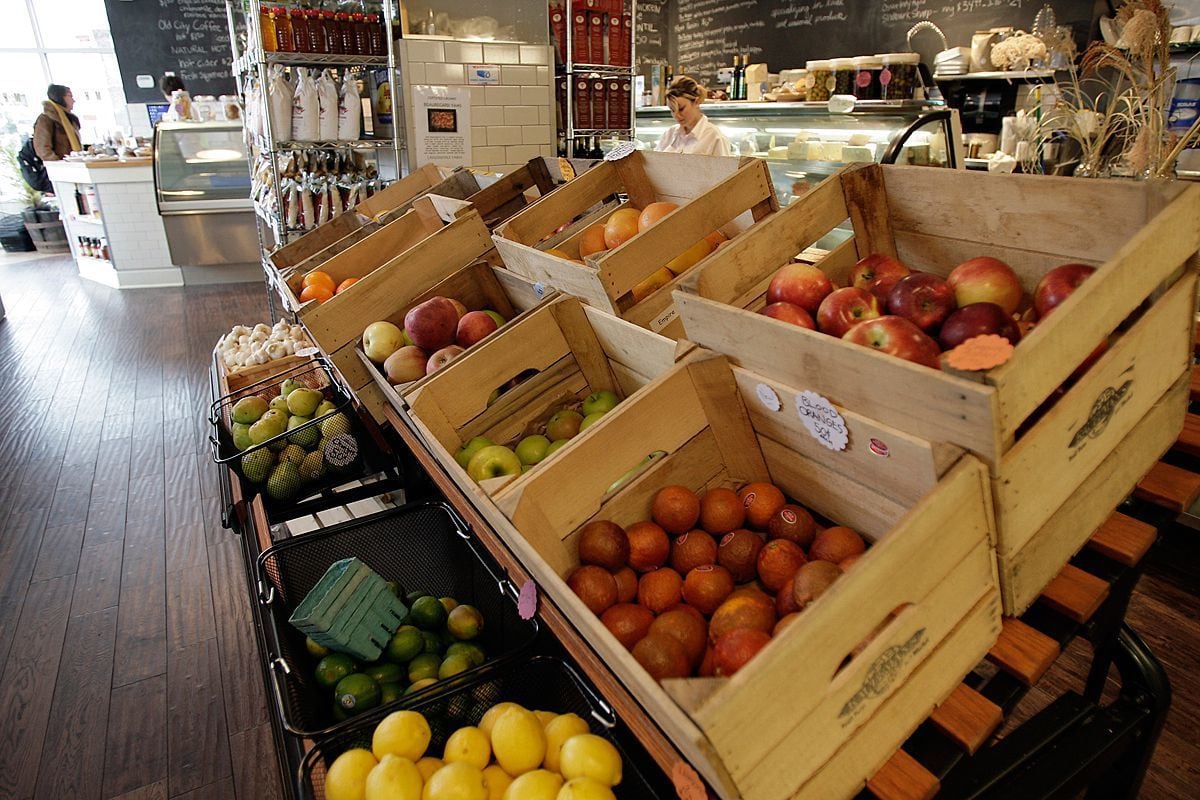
[675,534,689,545]
[880,67,892,86]
[672,762,707,800]
[719,532,735,547]
[742,491,756,509]
[781,508,797,524]
[693,564,714,573]
[869,438,890,458]
[517,580,537,620]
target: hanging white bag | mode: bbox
[337,71,362,141]
[317,70,340,140]
[291,69,319,142]
[267,65,293,143]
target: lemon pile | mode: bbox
[325,703,623,800]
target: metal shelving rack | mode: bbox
[553,0,636,158]
[224,0,405,319]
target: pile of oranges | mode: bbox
[567,482,867,681]
[298,270,360,305]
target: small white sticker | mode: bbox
[296,346,320,357]
[755,383,781,412]
[466,65,501,86]
[796,390,849,451]
[648,305,679,333]
[532,282,547,299]
[604,142,638,161]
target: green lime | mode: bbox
[314,653,357,689]
[409,596,448,630]
[405,589,428,606]
[331,701,349,722]
[445,642,487,668]
[421,631,445,655]
[334,673,381,716]
[407,652,441,683]
[446,605,485,641]
[385,580,404,598]
[385,625,424,664]
[380,682,402,706]
[405,677,438,695]
[439,597,459,613]
[438,653,473,680]
[365,662,405,685]
[305,636,331,658]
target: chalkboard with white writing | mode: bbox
[105,0,237,103]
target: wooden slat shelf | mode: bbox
[1134,460,1200,513]
[1038,564,1110,624]
[1189,364,1200,402]
[1174,413,1200,457]
[867,749,940,800]
[1085,512,1156,567]
[987,619,1061,687]
[927,684,1004,756]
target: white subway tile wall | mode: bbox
[444,42,483,63]
[519,46,549,65]
[482,44,521,64]
[501,65,538,86]
[426,62,466,84]
[503,105,540,126]
[408,40,445,63]
[483,86,522,107]
[522,86,550,106]
[487,126,523,145]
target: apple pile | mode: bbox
[362,297,509,386]
[544,202,727,303]
[758,254,1100,371]
[566,482,869,681]
[454,390,623,484]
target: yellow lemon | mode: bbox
[374,710,432,761]
[326,748,378,800]
[482,764,513,800]
[479,702,522,738]
[557,735,622,787]
[556,777,617,800]
[542,714,590,773]
[444,726,492,770]
[491,707,547,777]
[532,710,557,728]
[501,769,563,800]
[422,762,488,800]
[416,757,445,782]
[365,754,423,800]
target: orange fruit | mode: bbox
[578,224,608,258]
[637,202,678,231]
[612,567,638,604]
[709,594,776,643]
[299,284,334,304]
[704,230,728,249]
[713,628,772,676]
[669,530,717,574]
[651,485,700,535]
[577,520,630,571]
[727,585,775,608]
[792,560,843,610]
[767,504,816,549]
[776,575,800,617]
[738,483,787,530]
[632,633,691,680]
[335,277,359,294]
[774,612,801,636]
[681,565,735,616]
[637,568,683,614]
[756,539,807,592]
[649,607,708,667]
[698,488,745,535]
[601,603,655,650]
[697,646,716,677]
[567,565,618,615]
[810,527,866,563]
[302,270,336,291]
[626,521,670,573]
[603,208,641,249]
[716,529,764,583]
[839,554,863,571]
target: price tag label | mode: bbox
[532,282,548,299]
[648,306,679,333]
[296,346,320,357]
[671,762,707,800]
[604,141,638,161]
[517,580,538,620]
[795,390,848,451]
[755,383,781,412]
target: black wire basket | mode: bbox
[296,655,671,799]
[255,501,539,738]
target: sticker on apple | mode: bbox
[796,390,848,451]
[517,580,538,620]
[755,383,781,412]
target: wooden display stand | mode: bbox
[674,163,1200,614]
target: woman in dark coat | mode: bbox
[33,84,81,161]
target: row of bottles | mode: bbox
[730,56,748,101]
[78,236,109,260]
[259,5,385,56]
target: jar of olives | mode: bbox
[831,58,856,96]
[805,60,833,102]
[878,52,920,101]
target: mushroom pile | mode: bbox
[219,321,313,371]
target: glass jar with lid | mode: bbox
[323,11,342,53]
[366,14,384,55]
[852,56,883,100]
[306,9,328,54]
[273,8,293,52]
[289,8,310,52]
[805,60,833,102]
[351,13,368,54]
[878,53,920,100]
[336,12,354,53]
[830,58,856,95]
[259,5,276,51]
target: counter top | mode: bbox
[45,160,153,183]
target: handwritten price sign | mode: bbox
[795,390,848,451]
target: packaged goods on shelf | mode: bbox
[252,149,384,233]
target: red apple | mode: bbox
[887,273,956,332]
[938,303,1022,350]
[1034,264,1096,318]
[865,274,904,306]
[849,253,910,292]
[383,345,429,383]
[447,298,469,320]
[759,301,816,329]
[426,345,465,374]
[947,257,1023,315]
[766,263,833,314]
[456,310,499,347]
[843,316,941,369]
[817,287,882,338]
[404,297,459,351]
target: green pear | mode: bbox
[319,412,352,438]
[455,436,494,469]
[314,400,337,419]
[269,395,291,415]
[267,461,301,500]
[288,415,320,448]
[280,444,307,465]
[286,388,323,417]
[280,378,302,397]
[231,395,268,424]
[241,449,275,483]
[249,413,287,445]
[231,422,253,452]
[299,450,326,481]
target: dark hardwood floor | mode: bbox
[0,254,1196,799]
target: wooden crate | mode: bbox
[301,211,544,421]
[220,354,311,395]
[492,151,778,338]
[484,353,999,799]
[673,163,1200,614]
[399,295,693,508]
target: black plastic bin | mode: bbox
[297,655,673,799]
[256,501,539,738]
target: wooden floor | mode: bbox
[0,255,1197,799]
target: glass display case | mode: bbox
[635,101,964,205]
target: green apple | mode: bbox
[269,395,291,415]
[231,422,253,451]
[314,400,337,419]
[582,390,620,417]
[241,449,275,483]
[514,434,551,466]
[402,329,415,347]
[546,409,583,441]
[545,439,570,457]
[483,310,506,328]
[466,445,522,482]
[454,436,494,469]
[580,411,606,431]
[287,387,323,417]
[231,395,268,424]
[280,378,302,397]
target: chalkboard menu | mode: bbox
[636,0,673,70]
[652,0,1098,87]
[105,0,238,104]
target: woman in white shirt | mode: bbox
[655,76,730,156]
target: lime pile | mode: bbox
[324,702,623,800]
[308,588,489,722]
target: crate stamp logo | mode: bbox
[839,628,927,726]
[1068,379,1133,459]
